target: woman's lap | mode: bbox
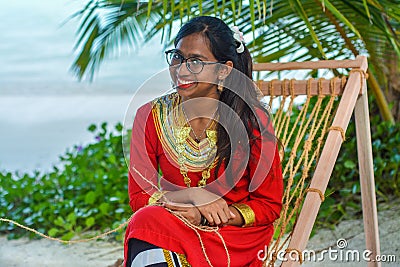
[124,206,272,267]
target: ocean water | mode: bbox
[0,0,171,172]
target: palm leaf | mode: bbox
[71,0,399,82]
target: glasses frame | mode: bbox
[165,49,226,74]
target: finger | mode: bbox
[198,207,214,225]
[223,205,236,219]
[164,202,192,211]
[211,212,221,225]
[217,209,229,224]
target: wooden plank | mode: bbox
[355,90,381,267]
[281,56,368,266]
[256,78,360,96]
[253,55,366,71]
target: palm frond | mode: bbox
[71,0,400,82]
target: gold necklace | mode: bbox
[174,107,218,187]
[182,105,218,143]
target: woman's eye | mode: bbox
[190,58,202,65]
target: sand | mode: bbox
[0,203,399,267]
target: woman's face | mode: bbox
[169,33,222,100]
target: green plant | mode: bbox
[316,111,400,229]
[0,122,131,241]
[0,101,398,240]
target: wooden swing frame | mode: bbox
[254,55,381,267]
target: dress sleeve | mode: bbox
[233,110,284,227]
[128,103,160,212]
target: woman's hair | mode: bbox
[174,16,274,186]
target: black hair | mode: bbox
[174,16,275,187]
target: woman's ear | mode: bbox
[218,61,233,79]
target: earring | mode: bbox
[218,79,224,93]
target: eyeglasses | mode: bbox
[165,49,225,74]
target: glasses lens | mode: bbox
[166,51,182,67]
[187,58,204,74]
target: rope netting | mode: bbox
[260,77,348,266]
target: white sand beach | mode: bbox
[0,203,398,267]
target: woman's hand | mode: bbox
[163,202,202,226]
[161,188,239,226]
[189,188,236,226]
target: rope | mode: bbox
[266,77,343,266]
[131,166,230,267]
[285,248,303,264]
[166,208,230,267]
[0,216,132,244]
[328,126,346,141]
[268,80,276,109]
[279,79,295,147]
[349,69,368,94]
[0,165,230,267]
[274,79,288,137]
[305,188,325,202]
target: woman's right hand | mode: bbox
[162,188,236,226]
[189,188,236,226]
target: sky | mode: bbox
[0,0,170,172]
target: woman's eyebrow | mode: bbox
[175,49,208,60]
[187,53,208,59]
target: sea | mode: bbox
[0,0,171,172]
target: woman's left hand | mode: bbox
[163,202,202,226]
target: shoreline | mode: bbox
[0,93,161,173]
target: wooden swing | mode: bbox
[253,55,381,266]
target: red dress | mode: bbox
[124,93,283,267]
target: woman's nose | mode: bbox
[177,60,191,76]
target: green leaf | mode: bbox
[85,191,97,205]
[88,124,97,132]
[54,216,65,227]
[99,203,110,215]
[85,217,95,228]
[146,0,153,28]
[61,232,75,241]
[67,212,77,224]
[324,0,362,39]
[290,0,327,59]
[344,160,356,169]
[48,228,59,237]
[362,0,372,22]
[109,154,117,164]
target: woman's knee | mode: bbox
[129,205,168,228]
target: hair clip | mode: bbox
[232,26,245,53]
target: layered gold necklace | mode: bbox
[152,93,218,188]
[174,103,218,187]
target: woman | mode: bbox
[124,16,283,267]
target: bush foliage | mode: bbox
[0,109,399,240]
[0,122,131,241]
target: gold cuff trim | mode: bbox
[148,191,167,205]
[231,203,255,227]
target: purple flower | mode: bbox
[76,145,83,152]
[95,135,102,142]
